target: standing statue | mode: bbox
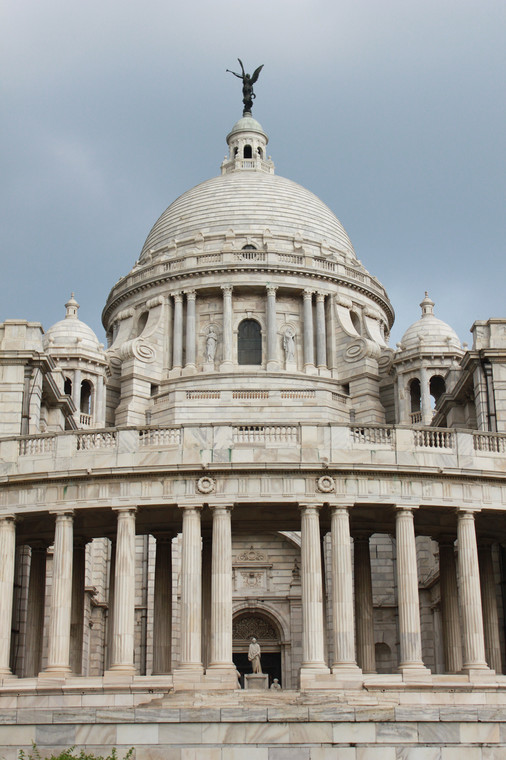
[205,327,217,363]
[248,637,262,673]
[227,59,264,115]
[283,328,295,363]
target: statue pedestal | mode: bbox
[244,673,269,690]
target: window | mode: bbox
[80,380,93,415]
[257,147,263,158]
[243,144,252,159]
[409,378,421,413]
[64,377,72,396]
[238,319,262,365]
[350,311,362,335]
[430,375,446,408]
[242,244,257,250]
[136,311,149,337]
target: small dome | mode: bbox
[44,294,103,353]
[400,293,462,352]
[227,115,267,140]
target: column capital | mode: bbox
[184,289,196,300]
[266,285,278,297]
[221,284,233,296]
[0,514,16,525]
[316,292,326,303]
[457,507,480,517]
[208,502,234,513]
[178,502,204,512]
[303,288,314,300]
[395,504,418,514]
[111,506,138,515]
[299,501,324,513]
[50,509,75,520]
[152,531,175,543]
[173,291,183,303]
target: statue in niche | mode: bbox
[283,328,295,362]
[248,637,262,674]
[205,327,217,363]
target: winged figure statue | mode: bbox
[226,59,264,115]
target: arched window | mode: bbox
[64,377,72,396]
[350,311,362,335]
[243,144,252,159]
[80,380,93,415]
[257,147,263,158]
[238,319,262,365]
[242,244,257,250]
[409,378,421,413]
[234,147,238,157]
[136,311,149,337]
[430,375,446,408]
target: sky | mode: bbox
[1,0,505,346]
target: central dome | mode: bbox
[139,172,356,261]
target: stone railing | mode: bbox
[410,411,423,424]
[104,248,390,316]
[7,425,506,477]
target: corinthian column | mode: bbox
[315,293,327,369]
[300,504,329,672]
[0,516,16,675]
[478,543,502,673]
[266,286,279,371]
[354,535,376,673]
[44,511,74,675]
[302,290,315,373]
[439,540,463,673]
[220,285,234,371]
[178,505,203,670]
[395,507,427,673]
[184,290,197,372]
[208,504,235,671]
[172,293,183,370]
[457,510,489,672]
[330,506,359,671]
[153,534,173,674]
[107,508,136,674]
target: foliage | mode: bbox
[19,745,134,760]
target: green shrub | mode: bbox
[19,745,134,760]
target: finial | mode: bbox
[65,292,79,319]
[420,292,435,318]
[226,59,264,116]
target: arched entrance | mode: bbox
[232,610,282,687]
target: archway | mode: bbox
[232,610,282,687]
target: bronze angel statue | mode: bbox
[227,59,264,115]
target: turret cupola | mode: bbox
[221,115,274,175]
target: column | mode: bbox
[44,511,74,674]
[95,374,105,425]
[178,505,203,670]
[478,544,502,673]
[439,540,463,673]
[107,508,136,674]
[419,364,432,425]
[152,534,173,675]
[73,368,81,423]
[315,293,327,369]
[266,286,278,371]
[201,536,212,669]
[330,506,359,671]
[0,516,16,675]
[457,510,489,671]
[395,507,427,672]
[302,290,315,372]
[478,543,502,673]
[70,539,87,675]
[24,545,47,677]
[354,535,376,673]
[300,504,329,671]
[184,290,196,371]
[105,539,116,670]
[220,285,233,371]
[208,504,235,670]
[172,293,183,370]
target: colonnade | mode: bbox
[171,286,329,372]
[0,505,502,682]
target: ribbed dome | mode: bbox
[400,293,461,352]
[139,172,356,261]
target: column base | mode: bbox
[39,667,71,678]
[304,363,318,375]
[266,360,280,372]
[181,364,197,376]
[398,663,432,683]
[220,361,234,372]
[168,367,182,378]
[331,662,362,674]
[317,366,331,377]
[104,665,136,678]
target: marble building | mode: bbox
[1,108,506,757]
